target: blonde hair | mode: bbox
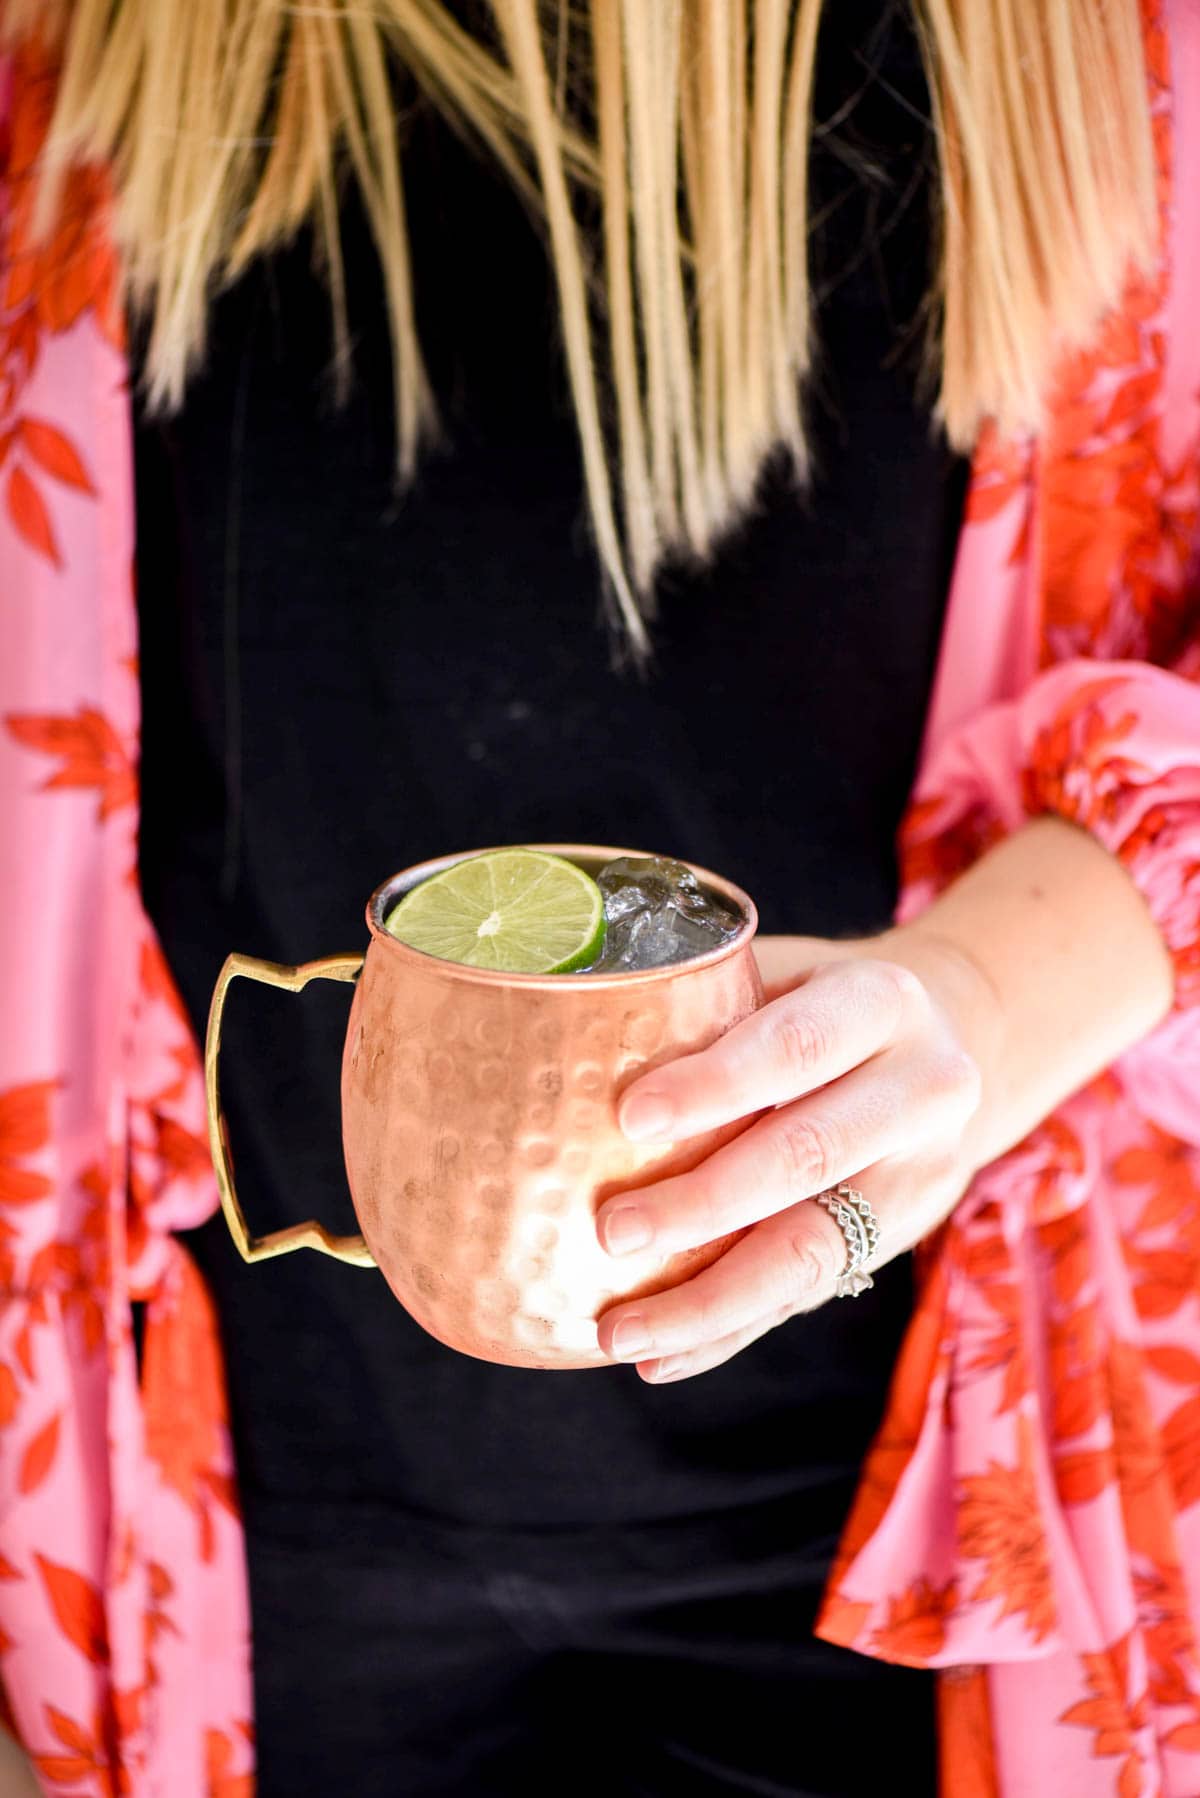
[12,0,1156,649]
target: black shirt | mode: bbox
[135,0,965,1550]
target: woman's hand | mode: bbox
[592,930,996,1382]
[594,817,1176,1383]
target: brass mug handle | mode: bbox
[204,951,376,1267]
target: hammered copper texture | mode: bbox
[342,847,763,1368]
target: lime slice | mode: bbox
[383,849,607,973]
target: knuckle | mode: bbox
[668,1159,738,1248]
[692,1285,739,1342]
[777,1115,840,1195]
[870,957,927,1013]
[922,1148,965,1197]
[768,1001,835,1079]
[785,1228,837,1298]
[929,1045,983,1114]
[694,1175,736,1246]
[833,958,921,1040]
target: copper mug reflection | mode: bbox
[204,845,763,1369]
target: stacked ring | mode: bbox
[813,1183,881,1298]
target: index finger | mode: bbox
[617,957,917,1143]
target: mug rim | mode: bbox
[364,843,759,988]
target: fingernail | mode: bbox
[610,1314,650,1359]
[620,1091,674,1141]
[647,1357,683,1381]
[600,1204,653,1256]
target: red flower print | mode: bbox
[1048,1305,1105,1443]
[815,1261,957,1663]
[5,707,136,819]
[142,1260,225,1511]
[966,423,1030,522]
[963,1283,1028,1415]
[1059,1632,1147,1798]
[206,1727,254,1798]
[1034,1201,1089,1298]
[1115,1126,1200,1233]
[152,1118,211,1185]
[18,1411,61,1495]
[960,1214,1009,1282]
[1051,1377,1104,1448]
[144,1563,179,1688]
[0,418,96,566]
[817,1590,871,1649]
[8,1171,109,1370]
[31,1702,125,1798]
[111,1686,145,1748]
[143,1254,241,1560]
[0,1080,56,1205]
[900,796,1004,897]
[16,419,96,493]
[1123,1241,1200,1322]
[937,1666,1001,1798]
[1033,199,1197,667]
[1135,1561,1199,1712]
[1051,1300,1101,1378]
[958,1419,1056,1644]
[0,42,114,568]
[27,1168,115,1362]
[990,1113,1085,1240]
[139,937,192,1035]
[1161,1394,1200,1510]
[964,421,1032,565]
[1109,1343,1178,1558]
[34,1556,107,1667]
[1054,1447,1116,1506]
[6,461,58,564]
[870,1577,958,1665]
[1,43,120,346]
[0,1364,20,1429]
[20,1247,99,1386]
[1022,680,1149,834]
[0,1215,17,1290]
[1143,14,1170,89]
[1145,1345,1200,1386]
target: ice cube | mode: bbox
[587,856,742,972]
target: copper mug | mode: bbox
[205,844,763,1368]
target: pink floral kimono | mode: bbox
[3,5,1200,1793]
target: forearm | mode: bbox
[880,815,1175,1171]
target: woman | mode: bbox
[1,1,1198,1793]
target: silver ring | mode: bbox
[813,1183,880,1299]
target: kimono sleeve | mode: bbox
[898,656,1200,1139]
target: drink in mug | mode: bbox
[205,847,763,1368]
[382,848,746,974]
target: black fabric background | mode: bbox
[134,0,957,1787]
